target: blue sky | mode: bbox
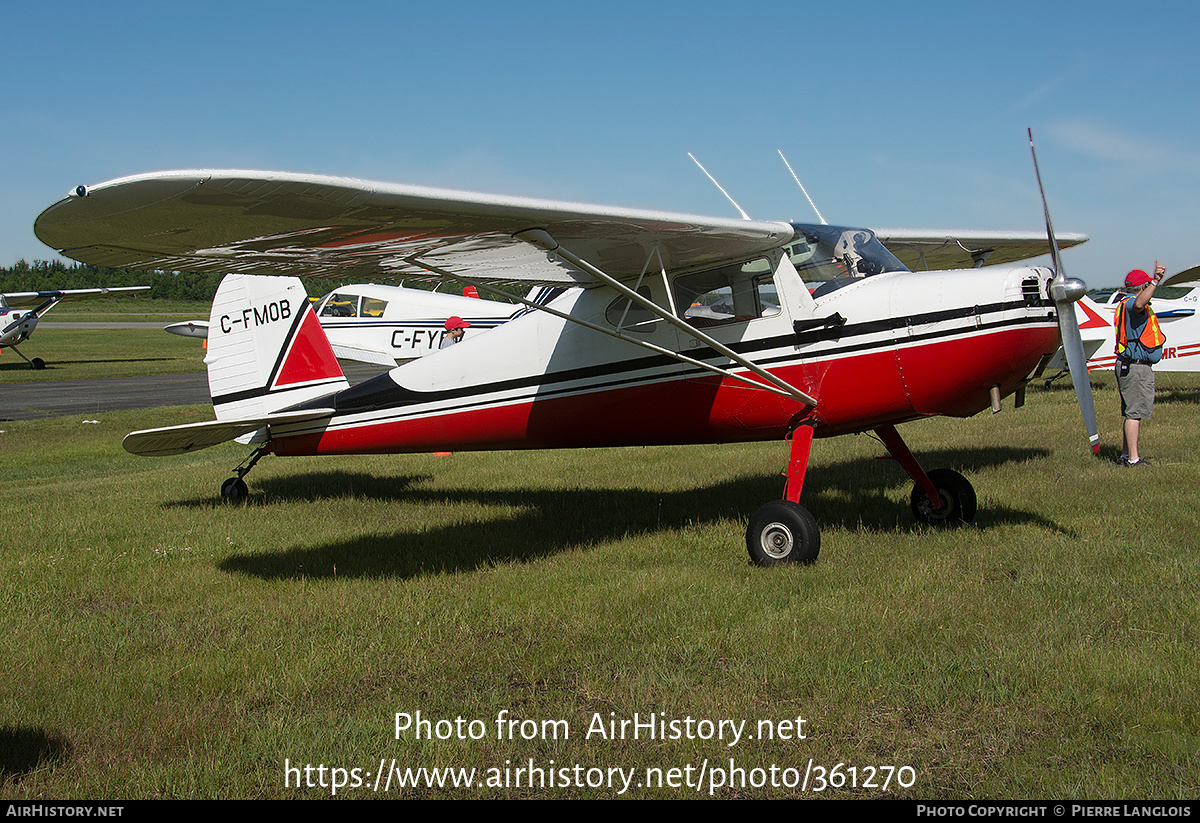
[3,0,1198,286]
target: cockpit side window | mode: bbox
[674,257,781,328]
[605,286,658,333]
[361,296,387,318]
[320,293,358,318]
[786,224,908,297]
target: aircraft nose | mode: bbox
[1052,275,1087,303]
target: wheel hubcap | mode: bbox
[761,522,794,558]
[919,490,954,521]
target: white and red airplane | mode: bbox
[1,286,150,369]
[165,281,564,367]
[33,145,1095,566]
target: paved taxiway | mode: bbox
[1,362,384,421]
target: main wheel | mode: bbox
[31,358,45,370]
[746,500,820,566]
[221,477,249,505]
[910,468,976,526]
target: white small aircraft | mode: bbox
[165,282,564,367]
[33,136,1095,566]
[1043,276,1200,381]
[1,286,150,369]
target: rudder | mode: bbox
[206,274,348,420]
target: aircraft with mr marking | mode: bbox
[1,285,150,369]
[164,281,565,367]
[33,134,1098,566]
[1042,267,1200,384]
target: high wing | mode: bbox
[2,286,150,312]
[877,229,1087,270]
[1162,264,1200,290]
[34,170,795,285]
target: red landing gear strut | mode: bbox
[745,422,976,567]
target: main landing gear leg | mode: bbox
[746,420,820,566]
[874,425,976,526]
[10,347,45,370]
[221,445,271,505]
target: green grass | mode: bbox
[1,327,207,381]
[41,297,212,322]
[1,373,1198,798]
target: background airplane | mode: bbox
[1043,278,1200,381]
[1,286,150,369]
[165,282,565,367]
[33,156,1094,567]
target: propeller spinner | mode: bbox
[1029,128,1101,455]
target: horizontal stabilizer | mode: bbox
[123,408,333,456]
[165,320,209,339]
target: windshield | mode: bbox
[785,224,908,296]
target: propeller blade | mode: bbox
[1029,129,1100,455]
[1055,280,1101,454]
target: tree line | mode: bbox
[1,260,224,301]
[1,259,518,304]
[0,260,359,301]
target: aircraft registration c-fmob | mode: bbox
[33,135,1098,566]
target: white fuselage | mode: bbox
[310,283,530,367]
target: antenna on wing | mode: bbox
[778,150,826,225]
[687,153,751,220]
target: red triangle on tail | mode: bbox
[273,308,343,388]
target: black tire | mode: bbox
[910,468,976,526]
[221,477,249,505]
[31,358,45,370]
[746,500,820,566]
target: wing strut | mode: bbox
[507,229,818,407]
[412,255,812,403]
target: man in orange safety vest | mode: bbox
[1115,262,1167,467]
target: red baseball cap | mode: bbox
[444,316,472,330]
[1125,269,1152,288]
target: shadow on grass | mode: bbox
[209,445,1067,581]
[1156,384,1200,405]
[0,358,179,378]
[0,726,71,780]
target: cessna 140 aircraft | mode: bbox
[33,144,1095,566]
[1,285,149,368]
[165,281,563,367]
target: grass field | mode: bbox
[1,346,1198,798]
[1,309,209,382]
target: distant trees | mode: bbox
[0,260,226,301]
[0,260,521,303]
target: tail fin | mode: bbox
[206,275,348,421]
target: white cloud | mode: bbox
[1048,119,1200,176]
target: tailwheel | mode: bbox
[220,444,270,505]
[221,477,249,505]
[31,358,45,370]
[910,468,976,526]
[746,500,820,566]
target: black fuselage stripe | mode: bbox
[310,309,1054,429]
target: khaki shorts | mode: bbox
[1116,361,1155,420]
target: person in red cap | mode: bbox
[1114,261,1167,466]
[440,315,472,349]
